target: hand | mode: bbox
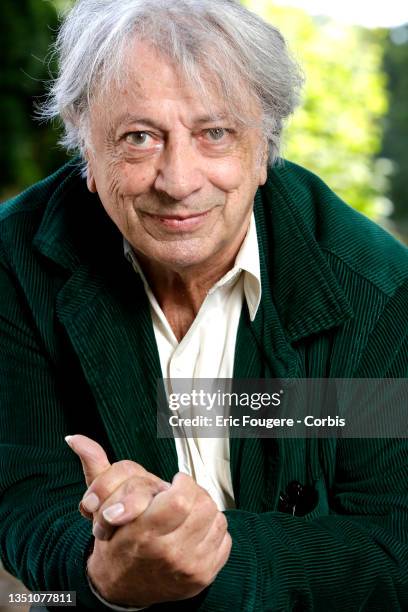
[66,435,232,607]
[66,434,170,540]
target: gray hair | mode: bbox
[41,0,303,164]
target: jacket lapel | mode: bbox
[33,165,178,481]
[231,166,354,512]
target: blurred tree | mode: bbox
[244,1,389,218]
[52,0,73,10]
[1,0,393,224]
[0,0,67,200]
[381,25,408,234]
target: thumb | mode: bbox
[65,434,111,488]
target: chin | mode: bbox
[156,254,205,270]
[147,241,214,269]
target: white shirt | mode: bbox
[124,213,262,510]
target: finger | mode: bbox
[78,501,93,521]
[193,511,228,555]
[92,475,171,541]
[171,492,220,549]
[153,491,219,555]
[81,459,169,517]
[137,472,207,536]
[65,434,111,488]
[101,479,171,526]
[212,531,232,574]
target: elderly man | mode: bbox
[0,0,407,610]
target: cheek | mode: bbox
[207,145,262,193]
[106,163,156,197]
[207,157,244,192]
[126,164,156,188]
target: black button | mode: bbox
[278,480,318,516]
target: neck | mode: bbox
[137,244,242,342]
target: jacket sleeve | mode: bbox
[0,251,120,610]
[211,434,408,611]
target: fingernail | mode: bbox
[82,492,100,513]
[64,435,73,447]
[159,481,171,491]
[102,503,125,523]
[93,521,108,541]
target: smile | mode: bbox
[143,209,212,231]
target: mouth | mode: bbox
[143,209,212,231]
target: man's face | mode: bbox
[86,41,268,273]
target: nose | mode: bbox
[154,138,204,201]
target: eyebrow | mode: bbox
[113,112,231,132]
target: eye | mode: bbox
[204,128,229,142]
[125,131,154,147]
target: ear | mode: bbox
[85,156,97,193]
[258,141,268,186]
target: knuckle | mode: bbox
[122,478,137,496]
[198,495,216,516]
[199,568,215,588]
[85,465,132,499]
[173,559,201,585]
[180,566,199,584]
[141,474,161,492]
[112,459,141,476]
[176,472,194,486]
[111,475,141,499]
[222,533,232,560]
[215,511,227,532]
[168,493,190,516]
[196,483,210,499]
[189,566,213,589]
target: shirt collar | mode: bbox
[123,212,262,322]
[206,213,261,321]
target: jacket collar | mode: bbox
[254,162,353,344]
[33,162,178,477]
[33,162,123,273]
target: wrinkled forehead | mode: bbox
[90,38,263,129]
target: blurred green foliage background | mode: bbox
[0,0,407,242]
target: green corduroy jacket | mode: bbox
[0,159,407,611]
